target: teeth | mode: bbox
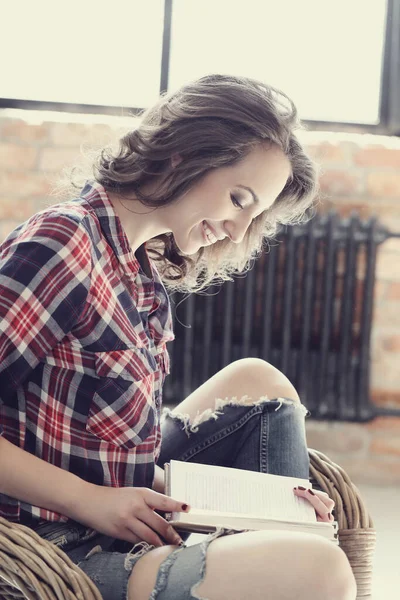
[203,221,218,243]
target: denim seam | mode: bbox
[260,408,269,473]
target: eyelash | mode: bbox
[230,194,244,210]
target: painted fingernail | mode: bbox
[175,537,184,545]
[307,489,316,496]
[297,486,307,491]
[182,504,189,511]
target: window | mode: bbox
[169,0,387,125]
[1,0,164,108]
[1,0,398,134]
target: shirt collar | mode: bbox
[80,179,154,280]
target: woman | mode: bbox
[0,74,356,600]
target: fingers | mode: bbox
[142,509,184,546]
[129,489,188,547]
[143,488,191,515]
[293,487,335,522]
[125,518,167,548]
[312,490,335,512]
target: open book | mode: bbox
[164,460,338,544]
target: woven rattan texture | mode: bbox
[0,517,102,599]
[309,448,376,599]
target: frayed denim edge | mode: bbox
[148,545,184,600]
[148,527,237,600]
[189,527,235,600]
[161,395,310,438]
[123,541,157,600]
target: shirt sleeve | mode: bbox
[0,212,93,434]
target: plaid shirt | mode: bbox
[0,180,174,526]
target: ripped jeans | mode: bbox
[33,396,311,600]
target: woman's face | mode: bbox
[167,144,292,256]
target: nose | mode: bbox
[224,213,253,244]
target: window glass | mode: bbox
[169,0,387,124]
[1,0,164,108]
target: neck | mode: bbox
[107,191,169,253]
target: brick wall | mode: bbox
[1,108,399,486]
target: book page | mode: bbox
[170,460,317,523]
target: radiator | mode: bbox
[163,211,397,422]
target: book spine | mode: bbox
[164,462,172,522]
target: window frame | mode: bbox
[1,0,398,135]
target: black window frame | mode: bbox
[1,0,399,136]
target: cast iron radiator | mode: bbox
[163,211,396,421]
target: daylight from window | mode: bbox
[1,0,387,124]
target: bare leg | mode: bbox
[169,357,300,423]
[127,530,356,600]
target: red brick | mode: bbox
[370,437,400,456]
[387,282,400,300]
[353,146,400,168]
[305,421,369,455]
[374,281,388,301]
[331,456,400,486]
[0,170,53,198]
[371,389,400,408]
[332,203,373,220]
[365,416,400,432]
[1,118,50,144]
[381,335,400,353]
[346,203,400,235]
[367,172,400,198]
[305,142,348,164]
[0,144,38,170]
[39,148,81,172]
[319,170,364,196]
[50,122,115,147]
[376,250,400,282]
[371,353,400,390]
[366,202,400,219]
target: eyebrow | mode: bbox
[237,185,259,205]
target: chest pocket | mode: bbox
[86,348,157,449]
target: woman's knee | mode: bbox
[311,541,357,600]
[227,357,300,403]
[197,531,355,600]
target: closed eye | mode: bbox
[230,193,244,209]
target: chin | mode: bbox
[174,235,203,256]
[179,245,201,257]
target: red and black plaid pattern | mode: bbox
[0,181,174,526]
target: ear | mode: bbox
[171,153,182,168]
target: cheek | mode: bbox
[204,195,229,219]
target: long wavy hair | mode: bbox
[57,74,319,292]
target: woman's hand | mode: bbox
[293,486,335,523]
[73,483,190,548]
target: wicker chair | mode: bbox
[309,449,376,599]
[0,449,376,600]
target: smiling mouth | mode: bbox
[202,221,221,244]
